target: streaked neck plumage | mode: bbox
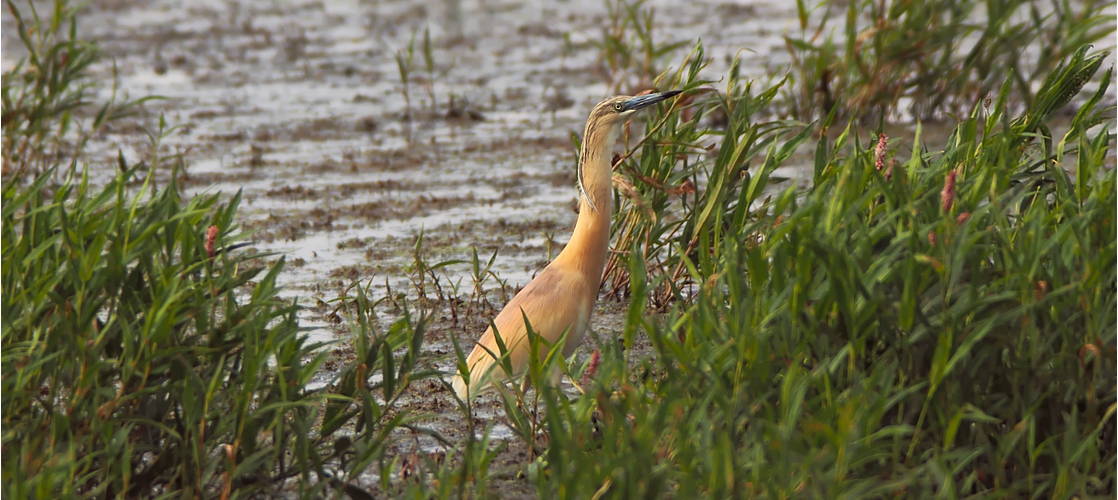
[552,121,617,280]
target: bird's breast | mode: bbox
[495,266,594,345]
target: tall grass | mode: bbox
[503,45,1115,498]
[782,0,1114,122]
[591,0,689,94]
[1,0,152,177]
[2,0,1114,497]
[4,162,316,497]
[2,2,436,498]
[600,42,813,307]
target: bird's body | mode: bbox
[452,91,680,400]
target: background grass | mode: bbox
[2,0,1114,498]
[782,0,1114,122]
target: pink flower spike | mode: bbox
[874,133,887,171]
[581,349,601,388]
[941,170,957,212]
[206,225,219,259]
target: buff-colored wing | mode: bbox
[452,264,593,399]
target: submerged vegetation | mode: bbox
[2,0,1114,499]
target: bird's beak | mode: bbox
[623,90,682,112]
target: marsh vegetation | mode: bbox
[2,0,1115,498]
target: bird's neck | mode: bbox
[554,150,613,281]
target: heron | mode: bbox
[452,90,682,400]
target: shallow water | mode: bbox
[2,0,831,340]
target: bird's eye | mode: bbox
[613,102,624,112]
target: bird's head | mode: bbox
[587,90,682,130]
[581,90,682,162]
[577,90,681,211]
